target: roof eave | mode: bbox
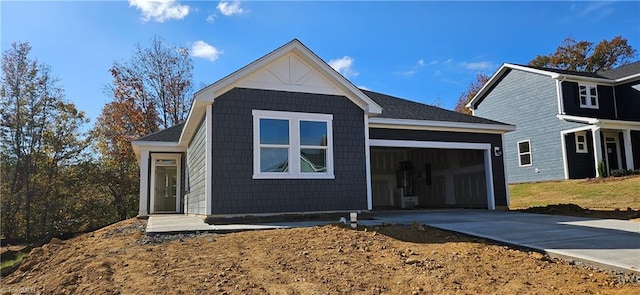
[369,117,515,134]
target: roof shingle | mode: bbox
[135,123,184,142]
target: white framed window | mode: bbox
[575,131,588,153]
[517,140,532,167]
[252,110,334,179]
[578,84,598,109]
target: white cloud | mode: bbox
[459,61,495,71]
[417,59,425,67]
[129,0,190,23]
[206,14,217,23]
[358,85,370,91]
[217,1,244,16]
[329,56,358,78]
[393,59,426,77]
[191,41,222,62]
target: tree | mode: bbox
[529,36,636,72]
[453,73,490,115]
[0,42,90,240]
[93,36,194,220]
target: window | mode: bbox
[575,131,588,153]
[579,84,598,109]
[517,140,532,167]
[253,110,334,179]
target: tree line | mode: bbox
[1,37,192,242]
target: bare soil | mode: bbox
[518,204,640,221]
[2,218,639,295]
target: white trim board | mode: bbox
[368,118,514,134]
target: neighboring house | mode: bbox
[468,62,640,183]
[132,39,514,217]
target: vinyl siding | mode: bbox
[474,69,584,183]
[185,118,207,214]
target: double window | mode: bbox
[575,131,588,153]
[578,84,598,109]
[253,110,334,179]
[517,140,532,167]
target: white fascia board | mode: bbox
[614,73,640,83]
[368,118,515,134]
[560,125,595,135]
[556,114,599,124]
[558,75,614,84]
[178,100,208,147]
[131,141,181,147]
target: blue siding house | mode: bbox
[131,39,515,217]
[468,62,640,183]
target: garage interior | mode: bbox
[370,147,488,209]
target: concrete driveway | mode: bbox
[367,210,640,275]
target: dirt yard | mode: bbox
[518,204,640,221]
[2,218,639,295]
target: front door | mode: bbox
[155,166,178,212]
[606,142,619,171]
[151,155,181,213]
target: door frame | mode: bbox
[603,132,622,174]
[150,153,181,213]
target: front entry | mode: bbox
[604,133,622,175]
[151,154,181,213]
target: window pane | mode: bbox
[300,149,326,172]
[261,148,289,172]
[578,143,585,150]
[300,121,327,146]
[260,119,289,144]
[518,142,530,153]
[520,154,531,165]
[590,96,597,106]
[577,135,585,143]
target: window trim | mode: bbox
[578,83,599,109]
[517,139,532,167]
[252,110,334,179]
[575,131,588,154]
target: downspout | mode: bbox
[555,75,565,115]
[612,86,618,119]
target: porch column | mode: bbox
[138,149,150,217]
[592,126,603,177]
[623,129,634,170]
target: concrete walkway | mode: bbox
[366,210,640,275]
[146,210,640,274]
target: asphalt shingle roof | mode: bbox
[361,89,509,125]
[135,123,184,142]
[597,61,640,80]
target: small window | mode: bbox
[579,84,598,109]
[253,110,334,179]
[517,140,532,167]
[575,131,588,153]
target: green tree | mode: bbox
[529,36,636,72]
[0,42,90,240]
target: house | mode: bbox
[132,39,514,217]
[467,62,640,183]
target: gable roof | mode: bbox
[468,61,640,109]
[134,123,184,143]
[362,89,507,125]
[178,39,384,147]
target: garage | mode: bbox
[370,146,489,209]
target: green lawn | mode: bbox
[509,176,640,209]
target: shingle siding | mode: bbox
[185,119,207,214]
[474,69,584,183]
[209,88,367,215]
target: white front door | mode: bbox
[150,155,181,213]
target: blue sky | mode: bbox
[2,1,639,125]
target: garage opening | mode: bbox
[370,147,489,209]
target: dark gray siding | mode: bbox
[210,88,367,214]
[185,119,207,214]
[369,129,508,208]
[474,69,584,183]
[615,80,640,121]
[562,82,616,119]
[565,132,596,179]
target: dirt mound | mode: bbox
[520,204,640,220]
[2,218,638,294]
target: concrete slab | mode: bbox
[146,215,215,233]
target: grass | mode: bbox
[509,175,640,209]
[1,252,27,269]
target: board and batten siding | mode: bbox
[474,69,584,183]
[185,118,207,214]
[209,87,367,215]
